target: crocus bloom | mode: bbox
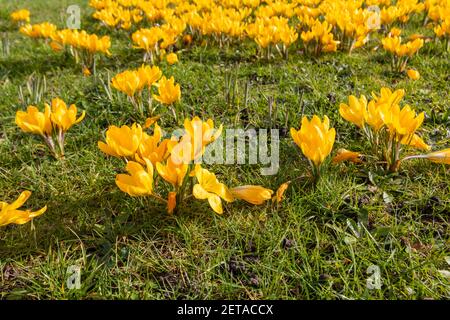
[111,70,142,97]
[290,115,336,167]
[193,166,234,214]
[332,148,363,164]
[15,105,52,137]
[156,157,188,188]
[49,98,85,132]
[407,69,420,80]
[230,185,273,205]
[424,148,450,165]
[166,53,178,65]
[98,123,143,159]
[0,191,47,227]
[137,65,162,87]
[339,95,368,128]
[153,76,181,105]
[116,160,154,196]
[387,104,424,138]
[10,9,30,23]
[136,124,175,165]
[182,117,223,161]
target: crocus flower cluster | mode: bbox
[338,87,450,171]
[10,9,30,25]
[99,116,274,215]
[15,98,85,159]
[111,65,180,116]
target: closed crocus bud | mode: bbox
[230,185,273,205]
[15,105,52,137]
[424,148,450,164]
[291,115,336,167]
[167,192,177,215]
[407,69,420,80]
[332,148,363,164]
[166,53,178,65]
[339,95,368,128]
[111,70,142,97]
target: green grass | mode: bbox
[1,0,449,299]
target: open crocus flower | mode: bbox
[15,105,52,137]
[371,88,405,107]
[116,159,154,196]
[156,157,189,188]
[339,95,368,128]
[387,104,424,139]
[291,115,336,167]
[137,65,162,87]
[98,123,143,159]
[49,98,85,133]
[136,124,176,165]
[183,116,223,161]
[0,191,47,227]
[332,148,363,164]
[193,166,234,214]
[230,185,273,205]
[153,76,181,105]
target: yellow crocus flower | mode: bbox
[407,69,420,80]
[290,115,336,167]
[339,95,368,128]
[182,116,223,161]
[424,148,450,164]
[401,134,430,151]
[49,98,85,132]
[193,166,234,214]
[15,105,52,137]
[388,104,424,138]
[115,159,154,197]
[166,53,179,65]
[137,65,162,87]
[230,185,273,205]
[156,157,188,188]
[10,9,30,23]
[111,70,142,97]
[0,191,47,227]
[153,76,181,105]
[332,148,363,164]
[98,123,143,159]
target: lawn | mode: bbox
[0,0,449,299]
